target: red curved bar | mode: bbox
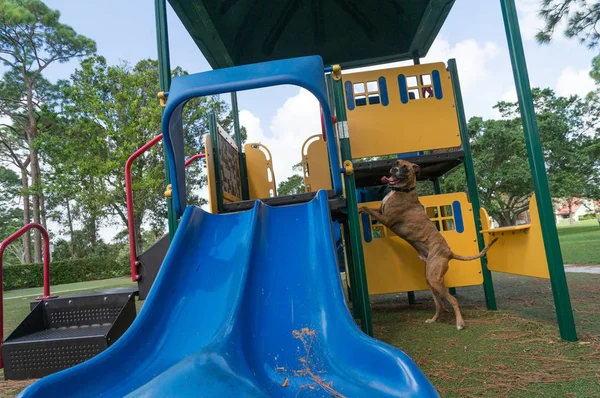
[320,106,337,142]
[184,153,206,167]
[125,134,164,281]
[0,223,55,368]
[125,132,205,281]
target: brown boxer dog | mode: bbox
[359,159,497,330]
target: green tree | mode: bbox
[444,89,600,226]
[51,231,119,261]
[0,0,96,262]
[498,88,600,224]
[537,0,600,48]
[277,163,305,196]
[443,117,533,226]
[0,167,25,264]
[51,56,235,254]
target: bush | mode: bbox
[579,213,599,221]
[2,257,129,291]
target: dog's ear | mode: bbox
[412,164,421,176]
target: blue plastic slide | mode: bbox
[19,191,438,397]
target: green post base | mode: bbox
[407,291,416,304]
[449,287,457,296]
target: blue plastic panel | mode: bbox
[162,56,342,215]
[20,192,438,397]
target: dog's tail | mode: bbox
[451,238,498,261]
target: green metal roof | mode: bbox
[167,0,455,69]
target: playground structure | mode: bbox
[0,0,577,395]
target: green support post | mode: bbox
[448,59,497,310]
[405,53,420,305]
[432,178,442,194]
[325,74,361,321]
[342,221,362,320]
[500,0,577,341]
[331,75,373,336]
[433,178,457,296]
[154,0,178,240]
[231,92,250,200]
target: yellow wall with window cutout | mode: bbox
[343,62,461,159]
[360,193,483,294]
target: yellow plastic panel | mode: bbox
[245,143,277,199]
[482,195,550,279]
[203,134,218,214]
[343,62,461,159]
[361,192,483,294]
[301,135,332,192]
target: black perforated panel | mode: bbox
[3,291,136,380]
[9,325,111,343]
[7,342,102,373]
[48,307,122,327]
[3,336,107,380]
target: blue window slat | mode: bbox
[345,80,355,110]
[452,201,464,233]
[361,213,373,243]
[378,76,389,106]
[432,70,443,100]
[398,74,409,104]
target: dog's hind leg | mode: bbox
[425,280,443,324]
[426,258,465,330]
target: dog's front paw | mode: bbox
[456,321,465,330]
[424,318,437,324]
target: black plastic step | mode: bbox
[8,325,112,343]
[222,190,347,220]
[3,291,136,380]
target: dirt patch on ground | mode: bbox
[0,377,36,398]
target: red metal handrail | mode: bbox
[125,134,164,281]
[184,153,206,167]
[0,223,56,368]
[125,133,205,281]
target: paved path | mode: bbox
[565,265,600,274]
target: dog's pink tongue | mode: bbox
[382,176,390,183]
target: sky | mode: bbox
[13,0,600,241]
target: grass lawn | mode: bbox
[557,219,600,265]
[2,270,600,396]
[372,272,600,397]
